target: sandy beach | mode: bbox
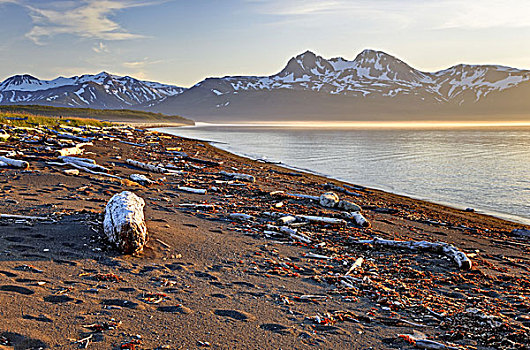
[1,124,529,350]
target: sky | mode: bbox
[0,0,529,87]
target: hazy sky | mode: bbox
[0,0,529,87]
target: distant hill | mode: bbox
[0,105,193,125]
[2,50,530,122]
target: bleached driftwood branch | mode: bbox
[298,215,346,226]
[59,156,109,172]
[177,186,207,194]
[353,238,472,270]
[130,174,153,186]
[178,203,216,210]
[55,142,93,156]
[345,257,364,275]
[285,193,320,201]
[103,191,148,254]
[0,156,29,169]
[219,171,255,183]
[0,213,49,220]
[126,159,167,173]
[229,213,254,221]
[280,226,311,243]
[343,212,371,227]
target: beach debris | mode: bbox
[345,257,364,275]
[277,215,297,225]
[55,131,92,142]
[129,173,153,186]
[119,140,146,147]
[337,200,362,212]
[178,203,216,210]
[55,142,93,156]
[298,215,346,226]
[140,292,168,304]
[59,156,111,173]
[126,158,167,173]
[0,129,9,140]
[219,170,255,183]
[512,228,530,238]
[155,238,171,249]
[0,155,29,169]
[63,169,80,176]
[229,213,254,221]
[181,155,222,167]
[103,191,148,254]
[398,334,460,350]
[0,213,49,220]
[59,156,120,179]
[83,321,121,332]
[319,192,339,208]
[177,186,207,194]
[308,310,356,325]
[352,238,472,270]
[285,192,320,201]
[305,252,333,260]
[119,338,142,350]
[324,182,362,197]
[73,334,93,348]
[92,273,125,282]
[343,212,371,227]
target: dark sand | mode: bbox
[0,127,529,350]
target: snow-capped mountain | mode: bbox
[2,50,529,121]
[0,72,184,109]
[150,49,530,121]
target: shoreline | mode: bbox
[156,127,530,227]
[0,123,529,349]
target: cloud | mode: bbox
[93,41,109,53]
[249,0,530,29]
[439,0,530,29]
[23,0,162,44]
[122,57,164,79]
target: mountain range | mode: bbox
[2,49,530,121]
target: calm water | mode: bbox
[159,124,530,225]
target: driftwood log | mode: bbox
[177,186,207,194]
[344,212,371,227]
[353,238,472,270]
[126,159,167,173]
[103,191,148,254]
[338,200,362,212]
[130,174,153,186]
[56,142,93,156]
[298,215,346,226]
[0,156,29,169]
[219,171,255,183]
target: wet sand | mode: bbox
[0,126,529,350]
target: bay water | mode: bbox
[159,123,530,225]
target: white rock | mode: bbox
[319,192,339,208]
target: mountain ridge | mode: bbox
[0,71,184,110]
[2,49,529,121]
